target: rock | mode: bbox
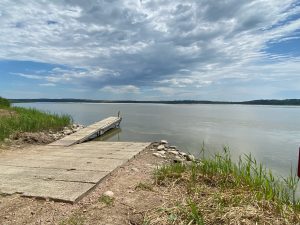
[185,154,195,161]
[103,191,114,198]
[152,142,159,147]
[157,145,165,150]
[64,130,73,135]
[173,156,184,163]
[157,150,166,155]
[169,145,177,149]
[168,150,179,155]
[160,140,168,144]
[131,167,139,172]
[152,152,166,158]
[179,151,187,157]
[129,214,144,225]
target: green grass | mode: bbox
[0,97,72,142]
[153,146,300,224]
[198,146,300,208]
[135,182,154,191]
[98,194,115,206]
[155,163,187,185]
[59,214,85,225]
[0,96,10,108]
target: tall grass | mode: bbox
[0,96,10,108]
[198,146,300,208]
[0,106,72,141]
[154,146,300,223]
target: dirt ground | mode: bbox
[0,144,170,225]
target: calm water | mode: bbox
[16,103,300,177]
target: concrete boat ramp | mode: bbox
[0,117,150,203]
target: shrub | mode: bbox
[0,97,10,108]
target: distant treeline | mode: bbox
[8,98,300,106]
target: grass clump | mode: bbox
[0,97,72,142]
[149,146,300,224]
[199,147,300,207]
[59,214,85,225]
[98,194,115,206]
[155,163,186,185]
[135,182,154,191]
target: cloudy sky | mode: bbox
[0,0,300,100]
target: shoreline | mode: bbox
[0,135,299,224]
[10,98,300,106]
[0,123,84,152]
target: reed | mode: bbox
[0,105,72,141]
[198,146,300,207]
[153,145,300,224]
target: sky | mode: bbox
[0,0,300,101]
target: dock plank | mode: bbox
[49,116,122,146]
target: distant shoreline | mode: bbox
[9,98,300,106]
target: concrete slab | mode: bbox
[0,166,107,183]
[0,141,150,203]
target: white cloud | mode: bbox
[100,85,140,94]
[39,83,56,87]
[1,0,300,99]
[153,87,176,95]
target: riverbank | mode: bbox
[0,141,299,224]
[0,97,72,143]
[0,123,84,152]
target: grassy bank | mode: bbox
[0,97,72,142]
[151,147,300,224]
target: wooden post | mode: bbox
[298,147,300,178]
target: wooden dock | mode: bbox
[49,116,122,146]
[0,116,151,203]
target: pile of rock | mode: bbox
[152,140,196,163]
[49,124,85,140]
[7,123,85,145]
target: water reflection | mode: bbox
[94,128,122,141]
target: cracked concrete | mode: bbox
[0,141,150,203]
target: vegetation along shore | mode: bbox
[0,96,81,148]
[9,98,300,106]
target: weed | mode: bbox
[98,194,115,206]
[135,182,154,191]
[59,214,85,225]
[187,199,205,225]
[153,145,300,224]
[196,146,300,209]
[154,163,186,184]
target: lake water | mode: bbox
[16,103,300,177]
